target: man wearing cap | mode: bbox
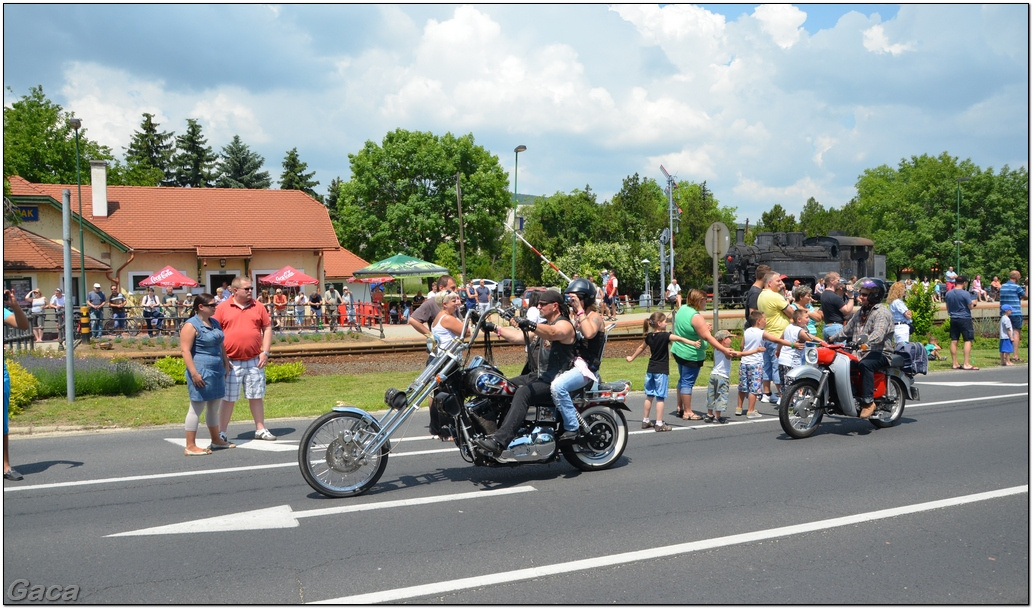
[323,283,343,328]
[756,271,794,403]
[473,289,576,456]
[108,284,127,335]
[340,286,356,329]
[46,288,66,343]
[998,270,1025,363]
[86,283,107,339]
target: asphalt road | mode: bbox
[3,366,1028,604]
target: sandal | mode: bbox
[654,423,672,432]
[681,413,703,421]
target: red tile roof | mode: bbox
[324,247,369,279]
[7,176,341,253]
[3,226,109,271]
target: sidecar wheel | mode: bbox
[562,406,627,471]
[779,379,824,439]
[299,411,389,498]
[870,377,906,429]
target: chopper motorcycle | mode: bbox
[778,335,924,439]
[299,307,631,498]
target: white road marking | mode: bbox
[7,392,1027,494]
[165,438,299,452]
[107,486,536,536]
[916,381,1029,387]
[314,485,1029,604]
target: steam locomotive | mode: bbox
[720,229,885,306]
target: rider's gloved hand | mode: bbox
[514,316,537,332]
[482,321,497,333]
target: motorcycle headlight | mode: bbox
[804,342,819,365]
[426,333,439,353]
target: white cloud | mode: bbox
[862,24,915,55]
[752,4,807,49]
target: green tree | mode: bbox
[905,282,936,339]
[124,112,176,186]
[520,188,600,284]
[171,119,217,188]
[279,147,320,199]
[325,176,343,224]
[597,173,666,243]
[215,135,271,189]
[759,203,798,233]
[799,197,834,236]
[107,158,165,187]
[336,129,509,264]
[3,85,113,184]
[670,182,738,291]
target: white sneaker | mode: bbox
[254,428,277,441]
[746,411,763,419]
[760,394,774,403]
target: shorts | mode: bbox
[676,360,703,395]
[643,372,669,399]
[1009,313,1023,330]
[1000,338,1013,354]
[949,317,975,342]
[738,361,763,395]
[603,295,614,305]
[223,357,266,402]
[707,375,729,412]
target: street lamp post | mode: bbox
[68,118,85,307]
[511,145,526,305]
[642,259,651,312]
[955,177,970,273]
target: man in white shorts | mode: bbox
[213,277,276,441]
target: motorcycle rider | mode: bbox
[829,277,893,419]
[549,278,607,441]
[474,289,576,456]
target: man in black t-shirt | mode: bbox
[819,271,853,340]
[743,264,771,328]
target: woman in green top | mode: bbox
[671,289,736,420]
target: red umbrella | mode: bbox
[138,265,198,288]
[258,265,319,287]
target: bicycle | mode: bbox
[102,316,142,337]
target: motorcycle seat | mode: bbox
[889,354,906,368]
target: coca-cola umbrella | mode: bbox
[258,265,319,287]
[138,265,198,288]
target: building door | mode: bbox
[208,273,237,294]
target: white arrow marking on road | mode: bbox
[164,438,299,452]
[106,486,536,537]
[915,381,1029,387]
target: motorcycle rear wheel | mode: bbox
[870,377,906,429]
[299,411,389,498]
[779,379,824,439]
[561,406,628,471]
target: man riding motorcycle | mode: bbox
[829,277,893,419]
[473,289,576,456]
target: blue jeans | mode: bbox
[676,361,703,395]
[761,340,780,387]
[823,323,843,341]
[550,367,595,432]
[89,309,104,337]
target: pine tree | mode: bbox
[215,135,271,189]
[279,147,319,199]
[124,113,176,186]
[171,118,217,188]
[325,176,343,223]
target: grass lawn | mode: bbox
[11,335,1020,431]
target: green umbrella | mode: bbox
[352,254,448,278]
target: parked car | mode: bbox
[498,278,526,298]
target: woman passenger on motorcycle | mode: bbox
[548,278,606,441]
[887,281,912,345]
[829,278,894,419]
[428,290,465,441]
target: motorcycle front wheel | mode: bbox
[870,377,906,429]
[779,379,824,439]
[298,411,389,498]
[561,406,628,471]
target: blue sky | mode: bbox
[3,4,1027,225]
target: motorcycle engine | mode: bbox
[500,427,556,462]
[466,397,500,435]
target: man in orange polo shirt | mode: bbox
[213,276,276,441]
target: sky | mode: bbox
[3,3,1028,224]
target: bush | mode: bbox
[905,283,936,338]
[13,353,146,399]
[128,361,176,391]
[5,360,40,416]
[266,361,305,383]
[154,356,187,384]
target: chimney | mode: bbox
[89,160,109,217]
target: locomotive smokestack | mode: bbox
[736,227,745,245]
